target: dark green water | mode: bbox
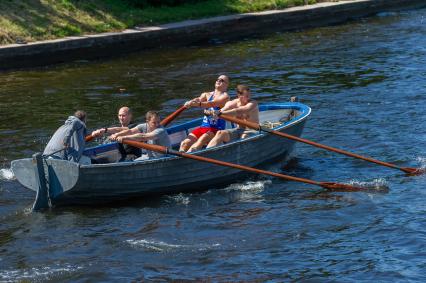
[0,8,425,281]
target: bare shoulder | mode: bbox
[231,98,240,104]
[213,91,229,101]
[226,99,239,106]
[248,100,258,107]
[200,92,210,99]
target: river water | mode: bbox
[0,8,425,282]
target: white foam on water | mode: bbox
[0,264,83,282]
[165,193,190,205]
[0,168,15,181]
[225,180,271,192]
[348,178,389,193]
[223,180,271,203]
[416,156,426,171]
[126,238,220,252]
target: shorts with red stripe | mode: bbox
[190,127,219,139]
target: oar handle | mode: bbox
[160,105,187,127]
[122,139,363,191]
[85,134,95,142]
[219,114,419,175]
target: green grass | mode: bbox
[0,0,325,45]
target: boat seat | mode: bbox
[168,130,187,148]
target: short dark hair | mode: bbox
[74,110,87,122]
[236,85,250,95]
[146,111,159,121]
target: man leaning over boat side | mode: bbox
[179,74,230,152]
[206,85,259,148]
[110,111,171,160]
[90,106,142,161]
[43,110,91,164]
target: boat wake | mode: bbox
[0,264,83,282]
[0,168,15,181]
[165,193,190,205]
[223,180,271,202]
[225,180,272,193]
[126,239,220,252]
[416,156,426,174]
[348,178,390,193]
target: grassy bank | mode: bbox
[0,0,335,45]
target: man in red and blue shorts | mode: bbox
[179,75,230,152]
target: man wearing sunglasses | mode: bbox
[179,75,230,152]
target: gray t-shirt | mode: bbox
[136,123,171,158]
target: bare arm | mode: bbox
[105,126,129,134]
[200,92,229,108]
[110,127,140,141]
[117,128,163,143]
[220,100,237,112]
[184,92,209,108]
[221,101,257,116]
[117,133,148,142]
[91,126,129,137]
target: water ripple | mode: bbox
[0,6,425,282]
[0,168,15,181]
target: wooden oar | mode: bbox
[122,139,366,192]
[219,114,422,176]
[85,105,187,142]
[160,105,187,127]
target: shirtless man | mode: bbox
[179,75,230,152]
[207,85,259,148]
[91,106,141,161]
[110,111,171,160]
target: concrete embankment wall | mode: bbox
[0,0,425,71]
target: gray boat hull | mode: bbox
[12,103,310,208]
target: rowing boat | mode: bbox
[11,102,311,209]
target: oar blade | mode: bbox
[320,182,373,192]
[320,181,390,193]
[401,167,425,176]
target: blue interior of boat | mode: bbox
[83,103,310,160]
